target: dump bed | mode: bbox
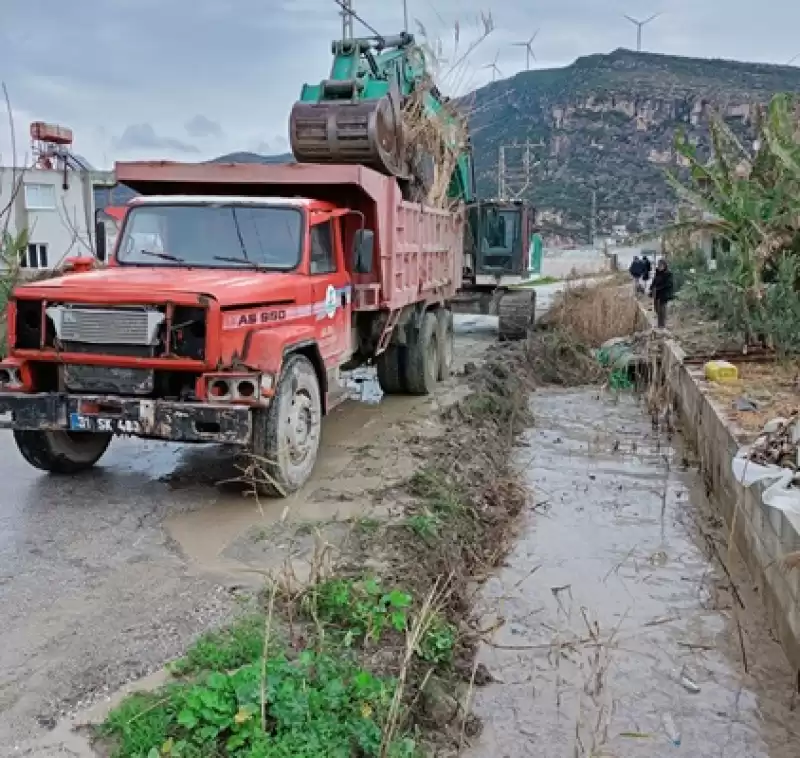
[114,161,464,312]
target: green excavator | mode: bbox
[289,30,538,339]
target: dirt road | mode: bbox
[0,319,495,755]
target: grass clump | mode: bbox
[100,573,453,758]
[168,615,265,677]
[308,576,412,646]
[100,647,416,758]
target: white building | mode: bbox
[0,165,115,271]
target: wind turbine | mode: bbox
[624,13,660,52]
[513,29,540,70]
[484,51,503,82]
[788,52,800,65]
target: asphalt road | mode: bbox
[0,318,497,755]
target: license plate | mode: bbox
[69,412,141,434]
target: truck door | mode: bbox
[309,219,352,368]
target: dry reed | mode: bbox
[546,281,640,348]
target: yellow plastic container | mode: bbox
[704,360,739,383]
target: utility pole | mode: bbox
[590,191,597,247]
[498,140,541,200]
[624,13,660,52]
[497,145,505,199]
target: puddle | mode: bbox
[465,388,799,758]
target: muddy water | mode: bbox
[465,389,799,758]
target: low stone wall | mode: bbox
[643,305,800,670]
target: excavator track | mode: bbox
[497,289,537,342]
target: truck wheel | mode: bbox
[376,344,406,395]
[498,290,537,341]
[254,353,322,497]
[13,430,112,474]
[406,311,439,395]
[435,308,454,380]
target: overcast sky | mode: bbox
[2,0,799,168]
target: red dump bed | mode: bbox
[114,161,464,313]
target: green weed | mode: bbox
[168,615,265,677]
[101,649,417,758]
[405,512,441,540]
[407,468,466,517]
[415,614,457,665]
[310,577,412,645]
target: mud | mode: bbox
[0,317,493,755]
[464,389,799,757]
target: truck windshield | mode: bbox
[116,204,303,269]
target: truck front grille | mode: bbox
[47,306,165,346]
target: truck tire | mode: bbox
[13,430,112,474]
[498,289,537,341]
[376,344,406,395]
[406,311,439,395]
[253,353,322,497]
[435,308,454,381]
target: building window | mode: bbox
[310,222,336,274]
[21,243,49,269]
[24,183,57,210]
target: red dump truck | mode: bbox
[0,161,463,494]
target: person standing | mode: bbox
[628,256,644,295]
[641,255,652,291]
[649,258,674,329]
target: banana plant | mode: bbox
[664,93,800,347]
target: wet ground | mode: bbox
[465,389,799,757]
[0,319,494,755]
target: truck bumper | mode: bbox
[0,393,253,445]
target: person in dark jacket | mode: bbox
[641,255,652,284]
[628,256,644,294]
[649,258,674,329]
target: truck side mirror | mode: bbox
[95,220,107,263]
[352,229,374,274]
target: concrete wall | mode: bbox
[645,306,800,669]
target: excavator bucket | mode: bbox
[289,93,406,179]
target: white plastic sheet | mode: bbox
[732,447,800,527]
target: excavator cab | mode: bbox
[464,199,538,286]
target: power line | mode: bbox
[332,0,383,41]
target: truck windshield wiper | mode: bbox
[139,249,184,263]
[212,255,266,269]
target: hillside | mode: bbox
[468,48,800,240]
[95,50,800,243]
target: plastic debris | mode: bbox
[677,666,701,694]
[733,396,758,412]
[662,711,681,746]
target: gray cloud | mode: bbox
[1,0,799,166]
[114,123,200,154]
[185,114,224,138]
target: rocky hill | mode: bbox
[97,50,800,243]
[468,48,800,241]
